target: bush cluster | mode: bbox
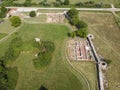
[75,1,110,8]
[0,6,8,18]
[33,41,55,68]
[0,37,22,90]
[9,16,21,27]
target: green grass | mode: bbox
[7,67,18,90]
[0,20,15,34]
[24,14,47,23]
[80,12,120,90]
[71,61,98,90]
[0,33,7,39]
[0,23,89,90]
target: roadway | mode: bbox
[6,7,120,12]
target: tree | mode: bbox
[76,28,87,38]
[70,17,79,25]
[39,85,48,90]
[1,6,7,13]
[24,0,31,7]
[29,11,36,17]
[75,20,87,29]
[9,16,21,27]
[68,31,76,38]
[64,0,69,5]
[67,8,78,18]
[0,6,7,18]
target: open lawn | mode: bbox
[0,33,7,39]
[0,23,89,90]
[0,20,15,34]
[71,61,98,90]
[80,12,120,90]
[24,14,47,23]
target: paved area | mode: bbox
[6,7,120,12]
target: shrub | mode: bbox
[29,11,36,17]
[76,28,87,38]
[33,41,55,68]
[4,37,23,63]
[75,20,87,29]
[9,16,21,27]
[64,0,70,5]
[67,8,78,18]
[70,17,79,25]
[68,31,76,38]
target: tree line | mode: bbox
[67,8,88,38]
[0,0,110,8]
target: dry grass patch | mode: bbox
[80,12,120,90]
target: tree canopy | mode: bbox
[75,20,87,29]
[67,8,78,18]
[76,28,87,38]
[29,11,36,17]
[9,16,21,27]
[64,0,70,5]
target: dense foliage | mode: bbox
[0,0,111,8]
[76,28,87,38]
[64,0,70,5]
[9,16,21,27]
[67,8,78,18]
[29,11,36,17]
[33,41,55,68]
[0,6,8,18]
[24,0,31,7]
[76,20,87,29]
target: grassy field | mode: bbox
[71,61,98,90]
[0,20,15,34]
[0,33,7,39]
[0,23,89,90]
[24,14,47,23]
[80,12,120,90]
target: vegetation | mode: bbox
[39,85,48,90]
[29,11,36,17]
[67,8,78,19]
[33,41,55,68]
[71,62,98,90]
[68,31,76,38]
[24,0,32,7]
[9,16,22,27]
[76,28,87,38]
[67,8,88,38]
[0,33,7,39]
[0,23,88,90]
[80,12,120,90]
[3,37,23,64]
[0,37,20,90]
[64,0,70,5]
[0,6,8,18]
[76,20,87,29]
